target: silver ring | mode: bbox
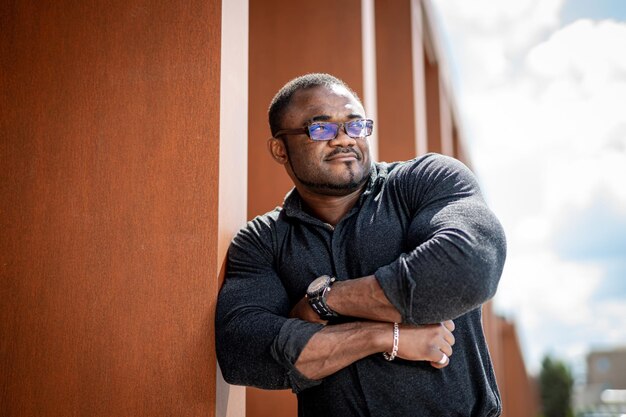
[437,353,448,365]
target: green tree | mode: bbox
[539,355,574,417]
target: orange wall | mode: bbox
[247,388,298,417]
[0,1,221,415]
[375,0,417,162]
[499,319,540,417]
[424,49,443,154]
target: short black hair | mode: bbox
[268,73,362,137]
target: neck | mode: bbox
[296,185,365,226]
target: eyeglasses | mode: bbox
[274,118,374,141]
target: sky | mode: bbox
[431,0,626,377]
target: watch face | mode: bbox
[308,275,330,295]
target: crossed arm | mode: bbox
[289,276,456,380]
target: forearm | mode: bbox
[326,275,401,323]
[323,240,503,325]
[294,321,389,380]
[322,229,504,326]
[295,320,456,380]
[323,216,505,325]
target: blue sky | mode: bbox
[434,0,626,377]
[555,192,626,262]
[554,193,626,303]
[562,0,626,24]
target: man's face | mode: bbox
[276,85,372,196]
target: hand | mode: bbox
[289,296,327,324]
[393,320,455,368]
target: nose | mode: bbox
[328,128,357,147]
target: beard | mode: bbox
[293,163,364,194]
[286,145,370,196]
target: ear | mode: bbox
[267,137,289,164]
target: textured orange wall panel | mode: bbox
[375,0,417,162]
[0,1,221,416]
[500,319,540,417]
[247,387,298,417]
[424,49,442,154]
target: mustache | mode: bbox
[325,147,361,160]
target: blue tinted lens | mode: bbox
[308,123,339,140]
[346,119,372,138]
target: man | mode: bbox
[216,73,506,417]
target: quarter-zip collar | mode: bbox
[281,163,388,227]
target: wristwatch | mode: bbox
[306,275,338,320]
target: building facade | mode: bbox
[576,348,626,416]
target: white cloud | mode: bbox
[458,19,626,223]
[435,1,626,373]
[527,20,626,86]
[494,249,603,373]
[524,20,626,213]
[495,252,602,327]
[436,0,565,88]
[495,248,626,375]
[594,301,626,345]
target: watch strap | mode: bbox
[308,282,338,320]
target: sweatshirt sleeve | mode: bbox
[215,217,324,393]
[374,154,507,325]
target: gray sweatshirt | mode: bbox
[216,153,507,417]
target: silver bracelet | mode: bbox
[383,322,399,361]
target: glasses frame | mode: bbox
[274,118,374,141]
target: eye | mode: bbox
[345,120,366,136]
[348,120,365,129]
[309,123,329,133]
[308,122,340,140]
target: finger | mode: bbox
[444,330,455,347]
[430,352,450,369]
[428,343,452,362]
[440,342,453,358]
[443,320,455,332]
